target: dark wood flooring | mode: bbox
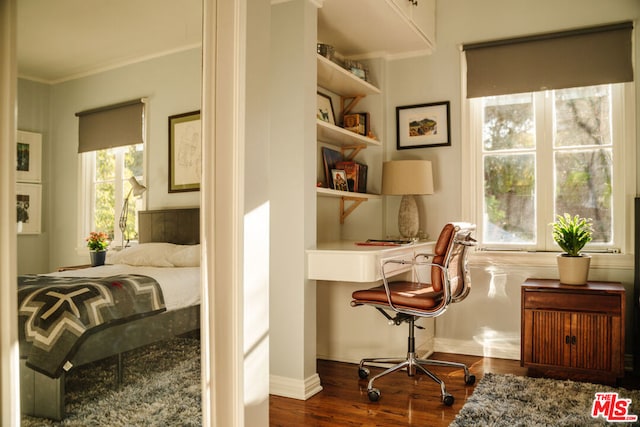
[269,353,640,426]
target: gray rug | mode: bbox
[21,335,201,426]
[450,373,640,426]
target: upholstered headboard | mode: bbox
[138,208,200,244]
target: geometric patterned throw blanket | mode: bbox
[18,274,166,378]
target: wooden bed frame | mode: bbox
[20,208,201,420]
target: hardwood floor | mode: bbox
[269,353,528,426]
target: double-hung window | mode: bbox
[76,100,146,250]
[462,22,634,255]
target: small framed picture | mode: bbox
[331,169,349,192]
[169,110,201,193]
[317,92,336,125]
[16,183,42,234]
[396,101,451,149]
[16,131,42,183]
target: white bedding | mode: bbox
[45,265,200,311]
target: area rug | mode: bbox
[450,373,640,426]
[21,335,201,427]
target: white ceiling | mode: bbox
[17,0,203,84]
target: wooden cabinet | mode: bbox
[520,278,625,384]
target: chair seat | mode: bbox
[352,281,443,312]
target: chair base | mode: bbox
[358,352,475,405]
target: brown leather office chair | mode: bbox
[351,223,477,405]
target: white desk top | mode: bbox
[307,240,435,282]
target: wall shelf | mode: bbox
[317,119,382,149]
[317,55,381,97]
[317,188,381,224]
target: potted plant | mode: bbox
[551,213,593,285]
[86,231,109,266]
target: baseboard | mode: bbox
[270,373,323,400]
[434,337,520,360]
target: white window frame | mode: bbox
[77,145,146,254]
[461,58,635,268]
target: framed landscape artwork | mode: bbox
[17,130,42,183]
[169,111,201,193]
[396,101,451,149]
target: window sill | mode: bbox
[469,250,634,270]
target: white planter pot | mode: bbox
[557,254,591,285]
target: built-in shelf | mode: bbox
[317,187,381,224]
[317,187,381,200]
[317,55,381,96]
[317,119,382,149]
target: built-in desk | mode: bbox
[307,240,435,282]
[309,240,436,363]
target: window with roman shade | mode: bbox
[76,99,146,250]
[461,22,635,255]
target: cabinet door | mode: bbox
[524,310,571,367]
[410,0,435,41]
[571,312,614,371]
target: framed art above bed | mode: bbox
[169,111,201,193]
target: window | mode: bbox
[76,99,146,250]
[81,144,145,248]
[468,83,629,252]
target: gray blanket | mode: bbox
[18,274,166,378]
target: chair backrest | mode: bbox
[430,223,476,302]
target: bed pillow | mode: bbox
[168,244,201,267]
[107,242,179,267]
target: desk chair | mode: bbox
[351,223,477,405]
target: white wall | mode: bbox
[269,0,322,399]
[384,0,640,359]
[17,79,50,274]
[44,48,201,271]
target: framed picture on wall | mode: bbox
[17,130,42,183]
[16,183,42,234]
[396,101,451,149]
[169,110,201,193]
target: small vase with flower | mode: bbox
[86,231,109,267]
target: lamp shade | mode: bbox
[381,160,434,195]
[129,176,147,197]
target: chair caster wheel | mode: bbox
[368,388,381,402]
[465,374,476,385]
[443,393,454,406]
[358,367,370,379]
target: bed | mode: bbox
[19,208,201,420]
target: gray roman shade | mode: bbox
[463,22,633,98]
[76,99,145,153]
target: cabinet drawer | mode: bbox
[523,291,621,315]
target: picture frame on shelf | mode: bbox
[16,130,42,183]
[16,182,41,234]
[343,113,370,136]
[317,92,336,125]
[396,101,451,149]
[331,169,349,192]
[168,110,201,193]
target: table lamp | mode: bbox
[381,160,434,238]
[118,176,147,248]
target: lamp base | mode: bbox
[398,195,419,238]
